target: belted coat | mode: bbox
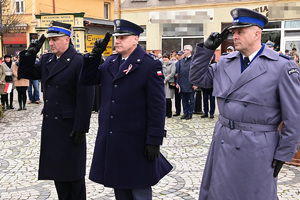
[80,44,173,189]
[190,44,300,200]
[18,45,94,181]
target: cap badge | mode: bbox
[116,20,121,27]
[232,9,238,18]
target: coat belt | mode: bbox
[218,115,279,132]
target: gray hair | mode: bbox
[184,45,193,52]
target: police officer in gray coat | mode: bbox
[80,19,172,200]
[18,21,94,200]
[190,8,300,200]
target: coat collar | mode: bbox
[224,46,277,96]
[46,45,76,80]
[109,45,145,80]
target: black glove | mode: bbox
[90,32,112,57]
[70,131,86,145]
[144,144,160,161]
[203,27,230,50]
[25,34,46,56]
[272,159,285,177]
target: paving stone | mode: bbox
[0,101,299,199]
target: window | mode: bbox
[104,3,109,20]
[15,0,24,14]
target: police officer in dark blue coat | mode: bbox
[80,19,173,200]
[18,21,94,200]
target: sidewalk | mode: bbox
[0,101,299,199]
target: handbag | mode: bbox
[168,82,176,89]
[5,76,12,82]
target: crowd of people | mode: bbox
[1,7,300,200]
[0,54,41,112]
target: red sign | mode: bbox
[3,33,27,44]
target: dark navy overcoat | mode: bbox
[18,45,94,181]
[80,45,173,189]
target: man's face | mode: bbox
[48,35,70,57]
[114,35,138,57]
[231,26,261,53]
[183,49,191,57]
[177,54,184,60]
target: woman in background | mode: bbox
[1,54,14,109]
[162,53,176,118]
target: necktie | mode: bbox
[121,59,125,65]
[243,57,250,71]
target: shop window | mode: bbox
[285,20,300,28]
[104,3,109,20]
[162,37,203,54]
[15,0,24,14]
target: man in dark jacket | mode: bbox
[176,45,198,120]
[18,21,94,200]
[80,19,172,200]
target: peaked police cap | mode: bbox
[47,21,72,38]
[113,19,144,37]
[229,8,268,30]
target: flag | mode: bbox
[4,83,12,93]
[157,71,162,76]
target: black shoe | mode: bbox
[201,114,208,118]
[186,115,192,120]
[180,114,188,119]
[173,113,180,117]
[210,114,214,118]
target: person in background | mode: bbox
[18,21,94,200]
[201,54,216,119]
[293,53,300,67]
[162,53,176,118]
[190,8,300,200]
[12,55,29,111]
[170,50,178,62]
[226,46,235,53]
[290,47,297,56]
[285,49,290,56]
[157,53,163,63]
[27,55,40,104]
[173,50,184,116]
[0,61,6,110]
[266,40,275,50]
[80,19,172,200]
[177,45,197,120]
[1,54,14,109]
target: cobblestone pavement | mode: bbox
[0,102,300,199]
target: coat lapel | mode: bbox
[46,46,76,81]
[226,56,268,97]
[45,54,57,74]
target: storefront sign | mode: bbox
[3,33,27,44]
[86,34,112,56]
[41,15,74,27]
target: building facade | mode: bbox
[1,0,115,56]
[115,0,300,58]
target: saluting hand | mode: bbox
[25,34,46,56]
[204,26,230,50]
[90,32,112,57]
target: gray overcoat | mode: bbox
[190,44,300,200]
[163,60,176,99]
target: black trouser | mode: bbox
[1,94,7,108]
[202,88,215,115]
[16,87,28,106]
[54,177,86,200]
[174,87,181,114]
[166,98,172,118]
[7,89,14,107]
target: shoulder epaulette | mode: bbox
[147,53,159,61]
[279,53,293,60]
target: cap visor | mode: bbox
[228,24,253,30]
[46,33,67,38]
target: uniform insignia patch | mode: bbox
[157,71,162,76]
[288,68,300,75]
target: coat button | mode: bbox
[45,115,48,117]
[221,140,225,144]
[225,99,230,103]
[55,102,59,105]
[236,146,240,150]
[56,86,59,89]
[109,131,112,134]
[47,85,50,88]
[112,100,115,103]
[114,85,118,88]
[243,103,248,107]
[45,100,48,102]
[54,117,58,120]
[110,116,113,119]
